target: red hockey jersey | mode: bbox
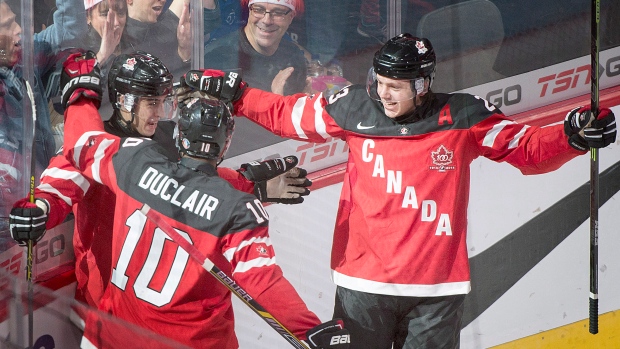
[35,151,255,311]
[235,85,584,297]
[62,100,320,348]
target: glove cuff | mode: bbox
[567,133,589,151]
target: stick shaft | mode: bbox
[140,204,309,349]
[589,0,600,335]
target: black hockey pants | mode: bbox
[333,286,465,349]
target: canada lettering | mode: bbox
[361,139,453,236]
[138,167,219,220]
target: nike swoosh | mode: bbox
[356,122,375,130]
[68,69,78,74]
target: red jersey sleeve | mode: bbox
[36,153,94,228]
[235,88,344,143]
[217,167,255,194]
[219,202,321,339]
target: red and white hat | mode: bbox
[248,0,296,12]
[84,0,104,11]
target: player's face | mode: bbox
[244,3,294,56]
[133,95,172,136]
[127,0,165,23]
[0,2,22,67]
[376,75,416,118]
[88,1,127,38]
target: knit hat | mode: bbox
[248,0,295,12]
[84,0,104,11]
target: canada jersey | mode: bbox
[64,101,319,348]
[36,122,254,313]
[235,85,583,297]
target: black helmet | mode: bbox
[373,33,436,81]
[108,51,174,107]
[176,98,234,163]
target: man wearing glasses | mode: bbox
[203,0,308,96]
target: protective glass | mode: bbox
[365,67,424,102]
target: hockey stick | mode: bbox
[139,204,310,349]
[25,80,37,347]
[588,0,600,335]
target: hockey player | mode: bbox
[180,33,617,348]
[54,51,350,348]
[8,51,310,328]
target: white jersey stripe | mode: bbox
[37,183,74,206]
[233,257,276,274]
[92,139,115,185]
[332,270,471,297]
[313,94,329,140]
[73,131,106,168]
[482,120,514,148]
[222,236,273,262]
[291,97,309,139]
[41,167,90,194]
[509,124,529,149]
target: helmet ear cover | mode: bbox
[176,98,235,162]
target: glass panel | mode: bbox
[1,0,619,347]
[0,267,190,348]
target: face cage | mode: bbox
[365,67,427,102]
[118,93,178,121]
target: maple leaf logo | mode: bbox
[431,145,453,166]
[415,41,428,54]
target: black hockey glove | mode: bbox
[60,50,103,110]
[179,69,246,103]
[238,156,312,204]
[9,197,49,246]
[564,106,617,150]
[304,319,350,349]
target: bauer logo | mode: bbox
[429,145,455,172]
[329,334,350,345]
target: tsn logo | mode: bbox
[538,64,590,97]
[329,334,350,345]
[537,54,620,98]
[296,137,348,166]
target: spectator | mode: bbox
[122,0,192,77]
[0,0,85,239]
[83,0,126,65]
[55,50,348,348]
[190,33,617,348]
[9,51,311,328]
[203,0,307,96]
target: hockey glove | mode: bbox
[564,106,617,150]
[9,197,49,246]
[260,167,311,204]
[305,319,350,349]
[60,50,103,110]
[179,69,246,103]
[238,156,311,204]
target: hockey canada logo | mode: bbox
[256,246,268,255]
[123,58,136,70]
[415,41,428,54]
[429,145,455,172]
